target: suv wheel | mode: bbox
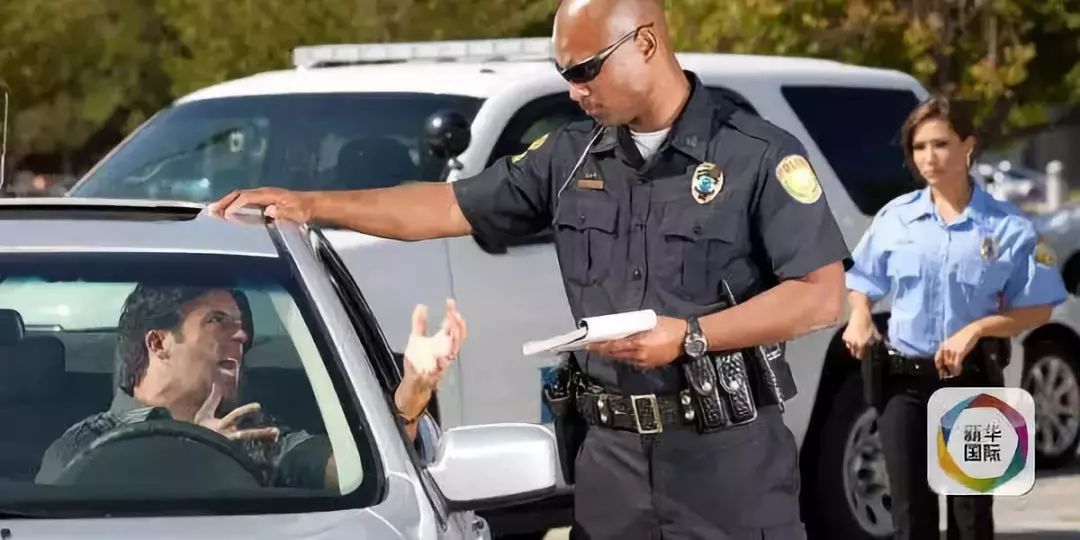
[814,373,893,539]
[1024,341,1080,468]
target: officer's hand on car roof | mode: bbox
[588,316,688,370]
[209,187,313,223]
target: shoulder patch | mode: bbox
[511,132,549,164]
[1035,238,1057,266]
[776,155,822,204]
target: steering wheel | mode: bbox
[54,420,265,492]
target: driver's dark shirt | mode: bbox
[35,389,332,488]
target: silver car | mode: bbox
[0,198,557,539]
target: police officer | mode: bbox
[842,96,1067,540]
[211,0,850,537]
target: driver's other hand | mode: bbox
[404,300,466,393]
[194,383,279,442]
[208,187,312,224]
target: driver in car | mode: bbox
[35,284,465,489]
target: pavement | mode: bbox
[542,464,1080,539]
[994,463,1080,538]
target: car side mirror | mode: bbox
[428,423,557,512]
[425,110,471,161]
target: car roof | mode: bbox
[0,198,281,258]
[177,52,915,103]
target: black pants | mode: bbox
[569,405,805,540]
[878,374,994,540]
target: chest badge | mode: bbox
[691,162,723,204]
[980,236,998,262]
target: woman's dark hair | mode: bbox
[900,96,978,175]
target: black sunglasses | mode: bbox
[557,23,654,84]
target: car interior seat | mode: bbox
[0,310,71,481]
[335,137,416,190]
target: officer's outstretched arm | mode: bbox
[211,183,472,242]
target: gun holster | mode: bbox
[862,341,888,413]
[967,337,1010,387]
[541,355,588,485]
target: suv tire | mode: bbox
[1024,340,1080,469]
[814,373,893,539]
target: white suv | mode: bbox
[63,38,1052,538]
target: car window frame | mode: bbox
[307,228,454,527]
[0,250,385,517]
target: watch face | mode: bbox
[686,337,706,356]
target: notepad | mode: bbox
[522,309,658,356]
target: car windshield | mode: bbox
[0,251,378,516]
[71,93,483,202]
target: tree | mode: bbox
[666,0,1080,147]
[0,0,558,178]
[0,0,174,175]
[156,0,557,98]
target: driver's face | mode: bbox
[166,290,248,410]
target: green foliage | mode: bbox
[667,0,1080,146]
[0,0,172,164]
[0,0,1076,173]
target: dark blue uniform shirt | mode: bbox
[453,71,850,395]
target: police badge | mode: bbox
[980,236,997,262]
[691,162,723,204]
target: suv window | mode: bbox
[781,86,922,215]
[0,251,377,516]
[487,94,589,167]
[708,87,758,116]
[72,93,483,202]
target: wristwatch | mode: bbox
[683,317,709,358]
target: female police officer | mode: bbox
[842,96,1067,540]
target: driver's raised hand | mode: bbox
[194,383,280,442]
[208,187,312,223]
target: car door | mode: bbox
[310,229,479,540]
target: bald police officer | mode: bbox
[210,1,849,538]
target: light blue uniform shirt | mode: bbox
[846,183,1067,358]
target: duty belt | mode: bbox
[575,391,692,434]
[885,349,938,377]
[573,349,764,435]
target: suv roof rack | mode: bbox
[292,38,553,69]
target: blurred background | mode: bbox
[0,0,1079,198]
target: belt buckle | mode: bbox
[631,394,663,434]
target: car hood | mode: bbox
[0,508,408,539]
[0,476,429,539]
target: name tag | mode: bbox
[576,178,605,190]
